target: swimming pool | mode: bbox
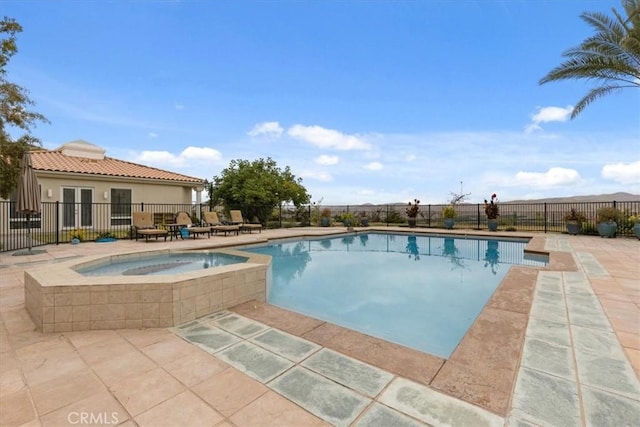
[74,252,248,276]
[243,232,547,358]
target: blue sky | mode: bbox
[5,0,639,204]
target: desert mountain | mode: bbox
[506,192,638,203]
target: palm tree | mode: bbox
[539,0,640,118]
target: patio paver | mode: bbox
[1,227,638,426]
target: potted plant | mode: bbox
[69,228,85,245]
[630,214,640,240]
[484,193,499,231]
[95,231,117,243]
[562,208,587,235]
[596,206,621,238]
[358,211,369,227]
[341,212,356,228]
[442,204,457,229]
[406,199,420,228]
[320,208,332,227]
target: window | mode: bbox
[110,188,132,226]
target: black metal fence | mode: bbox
[1,200,638,252]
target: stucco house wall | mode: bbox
[1,140,205,237]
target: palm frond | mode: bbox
[540,1,640,118]
[581,11,625,38]
[571,85,624,118]
[540,55,640,85]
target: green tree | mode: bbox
[209,158,310,225]
[539,0,640,118]
[0,17,48,199]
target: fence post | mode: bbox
[279,203,282,228]
[141,202,145,212]
[428,204,431,227]
[544,202,547,233]
[55,201,60,245]
[308,205,311,227]
[386,204,389,227]
[477,204,481,229]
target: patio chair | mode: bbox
[174,211,211,239]
[202,211,240,236]
[229,210,263,233]
[132,211,169,242]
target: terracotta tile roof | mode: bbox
[30,150,204,184]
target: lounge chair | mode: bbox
[174,211,211,239]
[229,210,263,233]
[202,211,240,236]
[132,211,169,242]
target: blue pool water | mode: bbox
[243,233,547,358]
[75,252,247,276]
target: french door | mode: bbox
[62,187,93,229]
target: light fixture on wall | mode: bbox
[103,191,109,199]
[47,189,52,198]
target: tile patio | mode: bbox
[0,227,638,426]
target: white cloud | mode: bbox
[514,167,581,188]
[288,124,371,151]
[405,154,417,161]
[363,161,383,170]
[525,105,573,133]
[601,161,640,185]
[314,155,340,165]
[180,146,222,161]
[248,121,283,138]
[137,150,177,165]
[148,132,158,138]
[300,170,333,182]
[136,146,222,167]
[175,104,185,110]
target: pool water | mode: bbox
[243,233,547,358]
[75,252,248,276]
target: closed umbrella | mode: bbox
[14,152,43,255]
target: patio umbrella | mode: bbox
[14,151,43,255]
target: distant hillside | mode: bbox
[507,192,639,203]
[322,192,639,209]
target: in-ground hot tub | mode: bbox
[24,249,271,333]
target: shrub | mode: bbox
[596,206,621,223]
[385,207,405,223]
[341,212,356,226]
[442,205,457,219]
[69,228,86,241]
[563,208,587,223]
[96,231,117,240]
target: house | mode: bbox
[2,140,206,235]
